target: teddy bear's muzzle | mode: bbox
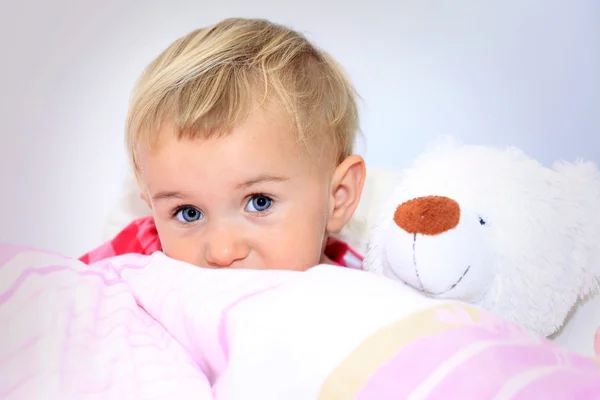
[394,195,461,236]
[383,194,491,299]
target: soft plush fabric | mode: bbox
[363,138,600,356]
[2,243,600,399]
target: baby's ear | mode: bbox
[327,155,366,233]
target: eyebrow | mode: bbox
[151,175,288,202]
[236,175,289,190]
[152,191,185,202]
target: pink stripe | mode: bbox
[425,343,566,398]
[0,243,67,266]
[356,331,600,399]
[217,285,281,362]
[114,259,152,274]
[0,265,69,306]
[0,371,37,399]
[0,243,33,267]
[595,328,600,358]
[355,324,531,398]
[0,264,137,307]
[563,349,600,371]
[513,365,600,399]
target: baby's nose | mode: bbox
[393,195,460,236]
[205,229,249,268]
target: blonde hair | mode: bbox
[126,18,360,173]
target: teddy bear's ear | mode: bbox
[552,159,600,182]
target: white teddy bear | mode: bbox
[363,138,600,350]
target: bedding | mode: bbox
[1,243,600,399]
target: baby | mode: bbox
[80,18,366,270]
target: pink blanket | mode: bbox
[1,243,599,399]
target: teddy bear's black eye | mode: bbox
[479,217,486,226]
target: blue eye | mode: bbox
[246,195,273,213]
[175,206,203,223]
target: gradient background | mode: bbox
[1,0,598,257]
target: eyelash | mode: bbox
[171,204,194,218]
[247,193,275,216]
[169,193,276,221]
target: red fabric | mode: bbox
[80,216,364,269]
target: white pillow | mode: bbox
[102,167,400,254]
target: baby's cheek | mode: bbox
[160,234,204,267]
[266,234,324,271]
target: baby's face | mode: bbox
[137,106,334,270]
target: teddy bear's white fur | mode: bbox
[363,138,600,340]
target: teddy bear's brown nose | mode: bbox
[394,196,461,236]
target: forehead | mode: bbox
[138,105,319,192]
